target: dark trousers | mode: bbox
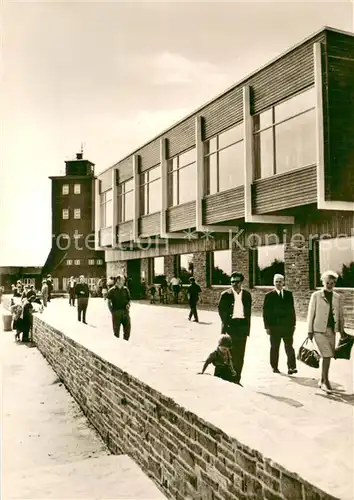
[214,366,235,383]
[77,298,88,322]
[172,285,180,303]
[269,329,296,370]
[188,298,199,321]
[69,290,75,306]
[228,318,249,384]
[112,309,131,340]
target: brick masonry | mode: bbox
[32,316,341,500]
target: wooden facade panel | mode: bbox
[99,170,113,193]
[204,186,244,224]
[165,117,195,158]
[139,140,160,172]
[100,227,112,247]
[203,90,243,140]
[167,202,196,232]
[118,221,133,243]
[326,30,354,58]
[116,157,133,183]
[139,212,160,236]
[297,210,354,238]
[252,165,317,214]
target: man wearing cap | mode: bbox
[218,272,252,385]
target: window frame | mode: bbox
[250,244,285,287]
[74,183,81,194]
[66,259,73,266]
[167,148,196,207]
[253,87,316,180]
[209,249,232,286]
[139,165,161,216]
[100,189,113,228]
[62,184,69,195]
[204,123,244,196]
[312,237,354,290]
[74,208,81,220]
[96,259,104,265]
[88,259,95,265]
[118,179,134,223]
[62,208,69,220]
[74,259,81,266]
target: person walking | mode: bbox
[67,276,77,306]
[41,280,48,307]
[307,270,345,393]
[218,272,252,386]
[187,277,201,322]
[75,275,90,324]
[263,273,297,375]
[170,275,181,304]
[106,275,131,340]
[46,274,53,302]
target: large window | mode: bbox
[252,244,285,286]
[74,208,81,219]
[209,250,232,286]
[140,165,162,215]
[74,184,81,194]
[62,209,69,219]
[118,179,134,223]
[204,123,244,195]
[168,148,196,206]
[313,237,354,288]
[253,88,316,180]
[100,189,113,228]
[177,253,194,284]
[62,184,69,195]
[153,257,165,284]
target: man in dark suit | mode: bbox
[218,272,252,386]
[263,273,297,375]
[75,275,90,324]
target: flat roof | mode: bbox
[97,25,354,177]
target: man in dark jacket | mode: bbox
[218,272,252,385]
[75,275,90,324]
[46,274,53,302]
[187,277,201,322]
[263,273,297,375]
[106,275,131,340]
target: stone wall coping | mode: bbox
[33,307,354,500]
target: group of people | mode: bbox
[10,274,54,342]
[199,270,348,393]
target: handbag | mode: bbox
[297,338,321,368]
[335,332,354,360]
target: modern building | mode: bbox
[95,26,354,326]
[42,151,105,292]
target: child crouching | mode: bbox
[198,334,237,383]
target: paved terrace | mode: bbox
[5,297,354,500]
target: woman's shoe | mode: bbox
[320,383,332,394]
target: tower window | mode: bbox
[62,209,69,219]
[66,259,73,265]
[62,184,69,195]
[74,184,81,194]
[96,259,104,265]
[74,209,81,219]
[74,259,81,265]
[88,259,95,265]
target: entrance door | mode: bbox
[127,259,141,299]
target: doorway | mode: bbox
[127,259,142,299]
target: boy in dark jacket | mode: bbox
[198,335,237,383]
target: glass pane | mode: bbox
[180,254,193,284]
[218,141,244,192]
[218,124,243,149]
[275,109,316,174]
[318,237,354,287]
[204,153,218,195]
[254,109,273,132]
[256,244,285,285]
[274,88,315,123]
[179,148,196,168]
[148,165,160,182]
[148,178,162,213]
[178,163,196,204]
[254,128,274,179]
[205,137,217,155]
[105,200,113,227]
[154,257,164,279]
[124,190,134,221]
[125,179,134,192]
[212,250,232,285]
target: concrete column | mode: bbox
[231,244,250,289]
[243,85,253,221]
[133,155,140,242]
[313,42,326,208]
[195,116,204,230]
[164,255,175,280]
[111,168,118,248]
[94,178,101,250]
[160,138,168,236]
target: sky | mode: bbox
[0,0,353,266]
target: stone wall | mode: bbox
[32,316,340,500]
[106,260,128,278]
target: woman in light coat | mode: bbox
[307,270,345,393]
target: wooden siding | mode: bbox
[167,202,196,232]
[100,227,112,247]
[325,31,354,202]
[296,210,354,238]
[252,165,317,214]
[139,140,160,172]
[116,157,133,183]
[203,91,243,140]
[99,170,113,192]
[164,117,195,158]
[204,186,244,224]
[118,221,133,243]
[139,212,161,237]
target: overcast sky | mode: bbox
[0,1,353,266]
